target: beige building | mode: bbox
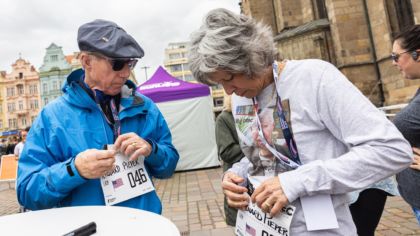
[163,42,225,112]
[0,58,41,131]
[240,0,420,106]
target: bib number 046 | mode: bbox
[127,168,148,188]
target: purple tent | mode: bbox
[137,66,210,103]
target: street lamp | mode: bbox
[141,66,150,80]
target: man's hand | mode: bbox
[74,149,116,179]
[114,133,152,161]
[251,176,289,216]
[222,172,249,210]
[411,147,420,171]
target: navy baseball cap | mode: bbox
[77,19,144,59]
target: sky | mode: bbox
[0,0,240,83]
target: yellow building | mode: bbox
[163,42,224,113]
[0,58,41,132]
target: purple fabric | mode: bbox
[137,66,210,103]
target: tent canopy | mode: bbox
[137,66,210,103]
[137,67,219,171]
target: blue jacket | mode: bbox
[17,69,179,213]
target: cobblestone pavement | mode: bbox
[1,167,419,235]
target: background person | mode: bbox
[391,24,420,224]
[6,136,17,155]
[14,126,30,159]
[188,8,412,235]
[17,19,179,213]
[215,94,244,226]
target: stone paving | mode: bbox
[1,167,419,235]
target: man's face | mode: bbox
[83,53,136,95]
[21,131,28,142]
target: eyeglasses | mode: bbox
[391,50,411,62]
[88,52,138,71]
[108,58,138,71]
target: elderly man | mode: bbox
[17,19,179,214]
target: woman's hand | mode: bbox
[251,176,289,216]
[410,147,420,171]
[222,172,249,210]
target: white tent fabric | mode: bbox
[156,96,220,171]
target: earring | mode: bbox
[411,51,419,61]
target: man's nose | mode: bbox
[223,84,235,95]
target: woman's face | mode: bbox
[208,69,272,98]
[392,40,420,80]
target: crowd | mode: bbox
[7,8,419,236]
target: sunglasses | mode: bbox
[390,50,411,63]
[88,52,138,71]
[108,58,138,71]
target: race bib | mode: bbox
[236,176,295,236]
[100,145,155,205]
[236,201,295,236]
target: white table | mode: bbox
[0,206,180,236]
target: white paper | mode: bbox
[236,200,296,236]
[300,194,339,231]
[235,176,296,236]
[100,145,155,205]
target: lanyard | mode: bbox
[93,95,121,141]
[272,61,301,165]
[251,61,301,169]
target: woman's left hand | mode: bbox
[114,133,152,161]
[251,176,289,216]
[410,147,420,171]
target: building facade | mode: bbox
[0,58,41,131]
[39,43,72,108]
[240,0,420,106]
[163,42,225,112]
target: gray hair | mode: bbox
[188,8,277,85]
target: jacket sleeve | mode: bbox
[278,63,413,203]
[144,105,179,179]
[16,110,87,210]
[215,112,244,165]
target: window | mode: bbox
[34,100,39,109]
[6,87,15,97]
[214,97,224,107]
[169,53,182,60]
[170,64,182,72]
[184,74,194,82]
[0,120,3,129]
[50,55,58,62]
[17,84,24,95]
[386,0,414,37]
[43,83,48,93]
[44,98,49,106]
[312,0,327,19]
[7,103,15,112]
[211,84,223,90]
[8,119,17,128]
[18,101,23,110]
[29,85,38,94]
[52,81,58,90]
[22,117,27,126]
[19,72,23,79]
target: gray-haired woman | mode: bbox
[188,8,412,235]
